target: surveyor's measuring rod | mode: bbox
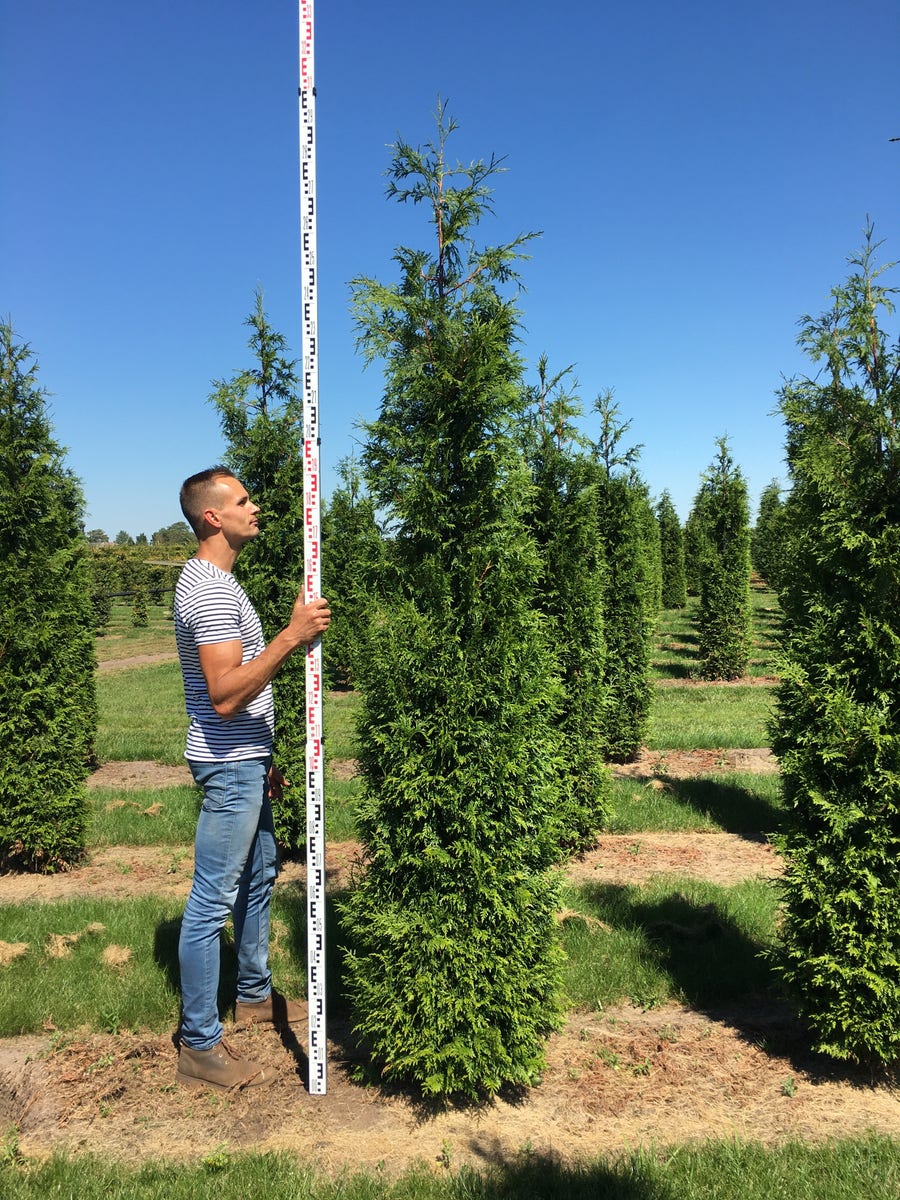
[299,0,326,1096]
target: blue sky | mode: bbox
[3,0,898,537]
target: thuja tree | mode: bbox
[752,479,788,592]
[210,288,307,849]
[657,490,687,608]
[522,356,612,852]
[320,456,385,689]
[771,230,900,1063]
[0,323,95,870]
[342,108,564,1097]
[592,392,656,761]
[682,496,710,595]
[694,437,752,680]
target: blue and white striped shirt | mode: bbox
[174,557,274,762]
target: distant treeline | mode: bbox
[88,543,193,628]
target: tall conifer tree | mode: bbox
[657,490,687,608]
[772,230,900,1062]
[682,497,711,596]
[752,479,787,592]
[320,456,384,689]
[0,323,95,869]
[695,437,752,680]
[592,392,655,761]
[342,107,564,1096]
[524,357,611,851]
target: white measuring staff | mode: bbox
[299,0,327,1096]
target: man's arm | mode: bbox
[198,595,330,720]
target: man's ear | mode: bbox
[201,507,222,533]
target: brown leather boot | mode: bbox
[176,1038,274,1091]
[234,989,308,1027]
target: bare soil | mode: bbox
[3,752,899,1172]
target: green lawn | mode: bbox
[2,1136,897,1199]
[648,685,774,749]
[96,662,189,764]
[94,602,177,662]
[607,771,783,835]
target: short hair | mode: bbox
[179,467,237,537]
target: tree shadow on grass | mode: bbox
[653,660,695,680]
[659,774,785,839]
[448,1148,676,1198]
[573,880,892,1087]
[578,880,777,1009]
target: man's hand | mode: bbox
[268,765,289,803]
[198,594,332,720]
[288,595,331,644]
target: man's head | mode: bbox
[179,468,260,544]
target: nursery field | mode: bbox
[1,592,899,1198]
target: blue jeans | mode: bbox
[178,756,278,1049]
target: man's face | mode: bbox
[207,476,260,545]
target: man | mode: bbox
[173,466,331,1091]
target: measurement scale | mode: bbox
[299,0,326,1096]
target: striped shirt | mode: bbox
[174,557,274,762]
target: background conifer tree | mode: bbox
[772,229,900,1063]
[320,456,385,689]
[0,323,95,869]
[752,479,788,592]
[682,496,711,596]
[210,289,308,849]
[657,490,687,608]
[130,583,149,628]
[523,357,612,852]
[694,437,752,680]
[591,392,655,761]
[342,107,564,1097]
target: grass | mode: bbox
[0,891,316,1037]
[96,662,189,764]
[87,778,361,847]
[326,689,363,759]
[607,771,784,835]
[89,684,363,844]
[559,876,779,1012]
[94,603,177,663]
[7,586,900,1191]
[2,1137,898,1199]
[648,685,774,749]
[0,896,185,1035]
[87,786,200,847]
[0,873,778,1037]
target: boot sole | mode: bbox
[175,1068,271,1092]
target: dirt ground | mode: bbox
[2,753,899,1173]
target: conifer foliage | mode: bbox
[523,358,611,852]
[656,490,687,608]
[320,457,384,690]
[342,107,564,1097]
[0,323,95,869]
[210,289,308,849]
[694,438,752,680]
[752,479,787,592]
[772,230,900,1063]
[591,393,657,761]
[682,498,710,596]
